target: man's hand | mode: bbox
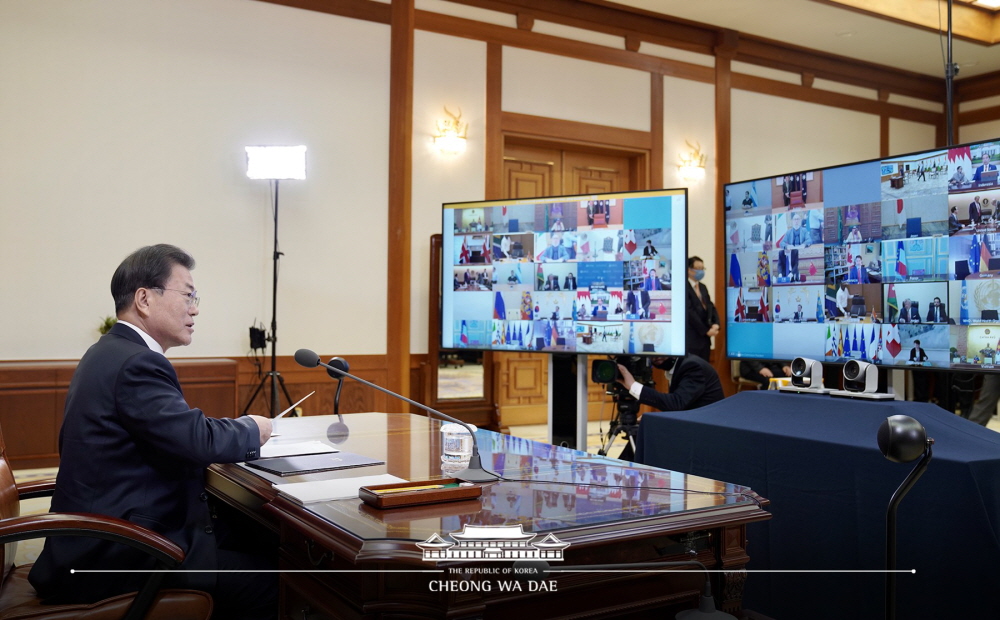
[707,324,720,337]
[616,364,636,391]
[248,415,273,445]
[760,368,774,379]
[782,365,792,376]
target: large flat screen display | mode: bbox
[442,189,688,355]
[724,138,1000,371]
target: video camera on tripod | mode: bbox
[591,356,655,456]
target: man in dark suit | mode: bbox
[29,244,277,619]
[563,272,577,290]
[643,268,662,291]
[973,154,998,183]
[615,355,725,460]
[792,304,804,322]
[847,255,869,284]
[686,256,719,362]
[899,298,921,323]
[970,196,983,224]
[926,297,948,323]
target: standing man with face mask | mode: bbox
[686,256,720,362]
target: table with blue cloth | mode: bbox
[635,390,1000,620]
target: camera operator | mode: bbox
[614,355,724,460]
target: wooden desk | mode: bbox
[208,413,770,619]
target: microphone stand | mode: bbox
[886,439,933,620]
[295,350,500,483]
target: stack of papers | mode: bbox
[274,474,406,505]
[260,440,338,459]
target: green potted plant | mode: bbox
[98,315,117,336]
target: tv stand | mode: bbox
[548,354,588,450]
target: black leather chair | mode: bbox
[0,425,212,620]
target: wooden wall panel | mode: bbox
[0,355,386,469]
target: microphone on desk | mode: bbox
[293,348,500,483]
[326,357,349,416]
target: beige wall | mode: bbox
[0,0,390,359]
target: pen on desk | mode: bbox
[372,483,469,494]
[275,391,315,419]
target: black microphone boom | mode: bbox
[327,357,349,416]
[293,348,499,483]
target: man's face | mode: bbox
[650,269,657,278]
[904,300,911,308]
[854,257,862,266]
[144,264,199,351]
[791,215,802,229]
[550,234,562,247]
[933,298,941,306]
[985,155,992,166]
[688,260,704,279]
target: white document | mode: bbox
[260,440,339,459]
[274,474,406,504]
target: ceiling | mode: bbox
[603,0,999,80]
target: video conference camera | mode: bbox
[831,359,895,400]
[778,357,832,394]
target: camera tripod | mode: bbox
[599,404,641,460]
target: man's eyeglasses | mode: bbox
[151,287,200,307]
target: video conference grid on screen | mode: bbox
[441,189,688,356]
[724,137,1000,371]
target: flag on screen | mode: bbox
[460,237,471,264]
[838,328,844,357]
[809,262,817,277]
[886,323,902,359]
[897,199,904,214]
[494,292,506,320]
[852,325,859,355]
[730,253,742,287]
[961,280,969,324]
[750,181,759,207]
[887,284,899,323]
[860,326,869,360]
[460,320,469,345]
[895,241,908,278]
[521,292,533,319]
[825,325,834,357]
[735,288,746,321]
[816,294,823,321]
[757,252,771,286]
[844,327,853,357]
[983,235,993,267]
[971,234,982,273]
[759,290,770,322]
[775,295,782,318]
[624,229,637,255]
[730,227,740,246]
[506,323,512,344]
[516,263,523,284]
[874,329,883,363]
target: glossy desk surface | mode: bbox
[210,412,769,560]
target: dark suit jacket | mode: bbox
[29,323,261,603]
[926,304,948,323]
[900,306,921,323]
[848,265,869,284]
[635,356,724,412]
[686,281,719,362]
[910,347,928,362]
[970,202,982,223]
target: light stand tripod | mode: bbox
[243,180,295,417]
